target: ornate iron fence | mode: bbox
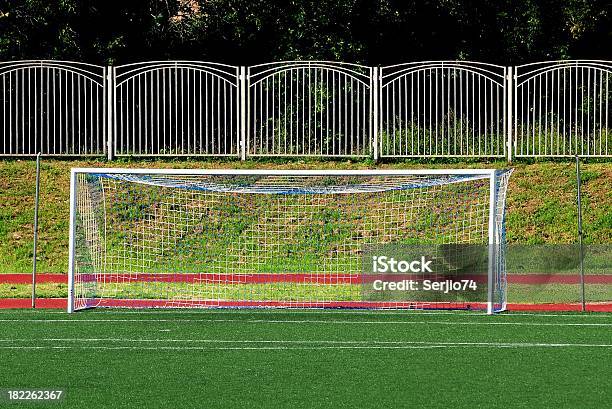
[514,61,611,157]
[0,61,105,156]
[379,62,508,158]
[0,60,610,160]
[247,62,372,157]
[112,61,240,157]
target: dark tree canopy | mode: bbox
[0,0,610,65]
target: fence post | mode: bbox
[239,66,247,161]
[106,66,115,161]
[576,156,586,312]
[506,67,513,163]
[372,67,379,161]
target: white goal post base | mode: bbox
[68,169,512,314]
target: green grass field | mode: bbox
[0,309,611,409]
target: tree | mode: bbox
[0,0,609,64]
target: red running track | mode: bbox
[2,273,612,285]
[2,273,611,311]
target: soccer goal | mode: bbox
[68,169,512,314]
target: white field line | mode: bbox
[0,345,456,350]
[0,308,612,319]
[1,309,610,319]
[0,340,611,351]
[2,338,612,348]
[1,318,611,327]
[2,309,610,319]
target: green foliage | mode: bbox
[379,112,507,157]
[0,0,609,64]
[515,125,612,157]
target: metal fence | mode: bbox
[113,61,240,157]
[514,60,611,158]
[379,62,508,158]
[1,60,610,160]
[247,62,372,157]
[0,61,106,156]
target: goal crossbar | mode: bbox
[70,168,498,176]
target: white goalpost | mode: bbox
[67,168,512,314]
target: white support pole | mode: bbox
[240,67,247,161]
[31,152,41,308]
[372,67,379,161]
[67,170,78,313]
[506,67,513,162]
[106,67,114,161]
[487,171,498,315]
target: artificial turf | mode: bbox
[1,309,611,408]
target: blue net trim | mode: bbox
[90,173,490,194]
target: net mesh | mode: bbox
[72,171,511,311]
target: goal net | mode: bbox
[68,169,512,313]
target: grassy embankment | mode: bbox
[0,158,610,302]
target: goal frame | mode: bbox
[67,168,503,314]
